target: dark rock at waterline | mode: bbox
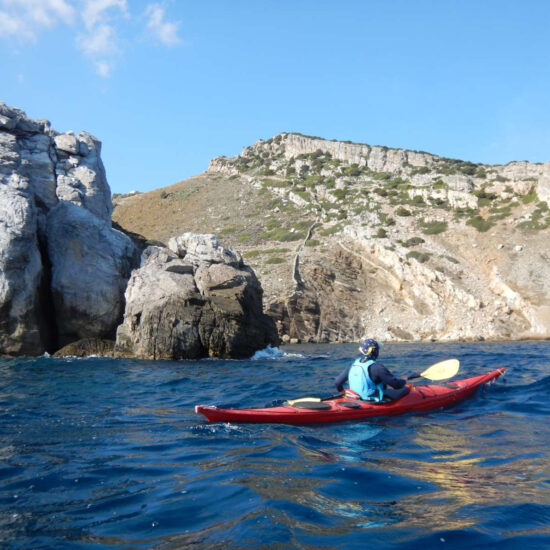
[53,338,117,358]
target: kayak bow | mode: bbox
[195,368,505,424]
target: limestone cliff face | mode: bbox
[0,102,138,355]
[210,132,548,196]
[203,132,550,343]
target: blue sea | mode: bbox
[1,341,549,549]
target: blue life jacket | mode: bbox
[348,358,385,401]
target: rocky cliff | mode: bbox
[0,102,139,355]
[0,103,278,358]
[113,132,550,343]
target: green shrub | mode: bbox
[375,228,387,238]
[332,189,348,201]
[262,178,287,188]
[518,219,549,230]
[374,187,388,197]
[264,248,291,254]
[420,220,448,234]
[337,209,348,220]
[343,164,362,177]
[320,223,344,236]
[453,206,477,219]
[265,218,282,230]
[379,213,396,226]
[406,250,431,263]
[396,206,412,216]
[473,188,497,201]
[521,191,538,204]
[488,205,512,221]
[372,171,392,180]
[443,255,459,264]
[295,190,311,202]
[265,257,286,264]
[218,226,236,235]
[432,197,448,208]
[410,166,430,176]
[259,229,305,242]
[432,179,448,190]
[238,233,251,242]
[475,168,487,179]
[403,237,425,247]
[467,215,494,232]
[305,238,321,247]
[303,175,325,187]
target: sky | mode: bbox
[1,0,550,194]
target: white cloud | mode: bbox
[0,9,30,38]
[77,23,118,57]
[0,0,75,39]
[0,1,182,77]
[76,2,127,78]
[145,3,181,46]
[94,60,112,78]
[81,0,127,30]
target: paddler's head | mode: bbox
[359,338,380,360]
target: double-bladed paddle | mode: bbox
[287,358,460,405]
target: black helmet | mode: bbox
[359,338,379,359]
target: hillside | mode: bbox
[112,133,550,343]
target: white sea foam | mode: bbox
[251,345,284,360]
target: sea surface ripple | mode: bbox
[1,341,549,549]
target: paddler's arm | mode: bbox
[370,362,407,389]
[334,364,352,393]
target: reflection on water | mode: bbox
[1,342,550,548]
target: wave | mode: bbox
[250,346,311,360]
[489,373,550,393]
[250,345,284,360]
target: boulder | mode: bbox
[168,232,243,267]
[116,237,279,359]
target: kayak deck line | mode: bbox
[195,368,506,424]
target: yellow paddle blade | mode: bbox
[420,359,460,381]
[287,397,321,406]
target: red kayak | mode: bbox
[195,368,505,424]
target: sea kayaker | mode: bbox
[334,338,420,402]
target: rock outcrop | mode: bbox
[0,102,138,356]
[115,234,279,359]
